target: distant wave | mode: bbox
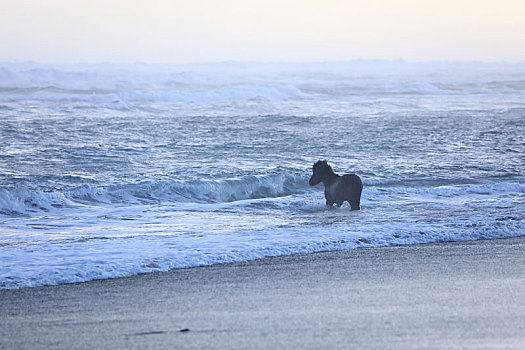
[1,62,524,105]
[0,85,304,104]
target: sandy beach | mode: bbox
[1,237,524,349]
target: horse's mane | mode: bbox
[313,160,335,175]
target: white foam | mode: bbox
[1,207,522,290]
[0,187,70,216]
[1,180,523,289]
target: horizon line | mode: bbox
[2,58,525,67]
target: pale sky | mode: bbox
[1,0,524,63]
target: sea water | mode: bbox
[1,61,524,289]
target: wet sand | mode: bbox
[1,237,525,349]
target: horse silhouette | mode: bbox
[309,160,363,210]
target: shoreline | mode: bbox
[1,237,525,349]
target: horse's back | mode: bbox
[342,174,363,190]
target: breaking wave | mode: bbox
[0,175,309,216]
[1,177,523,217]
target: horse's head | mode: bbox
[309,160,332,186]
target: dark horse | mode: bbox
[309,160,363,210]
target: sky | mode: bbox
[1,0,524,64]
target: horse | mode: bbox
[309,160,363,211]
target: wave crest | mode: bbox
[0,175,309,216]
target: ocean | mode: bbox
[1,60,524,289]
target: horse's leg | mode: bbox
[349,200,360,211]
[326,200,334,209]
[336,201,343,207]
